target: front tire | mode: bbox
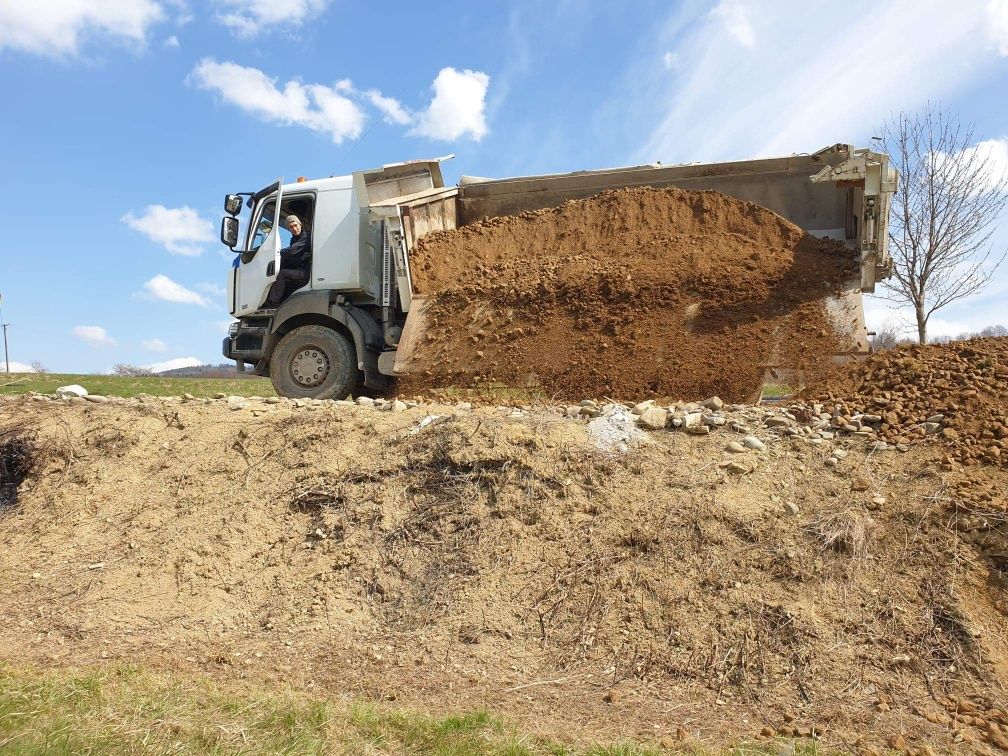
[269,325,361,399]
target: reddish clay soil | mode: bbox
[813,336,1008,468]
[406,187,860,402]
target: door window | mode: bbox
[250,199,276,252]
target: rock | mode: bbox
[183,392,196,401]
[722,461,747,473]
[682,412,703,428]
[924,422,941,434]
[83,395,108,403]
[55,384,88,398]
[725,440,746,453]
[703,414,727,427]
[701,396,724,410]
[265,396,283,404]
[927,413,945,424]
[743,435,765,451]
[832,449,848,459]
[686,424,710,435]
[355,396,374,406]
[213,392,227,399]
[888,734,907,751]
[565,405,581,418]
[580,399,597,408]
[824,457,838,468]
[784,501,800,516]
[632,400,655,415]
[871,495,886,507]
[390,400,408,413]
[940,427,959,441]
[637,407,668,430]
[776,743,795,756]
[227,396,249,411]
[765,416,791,428]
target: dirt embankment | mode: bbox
[812,336,1008,468]
[1,393,1006,752]
[406,187,861,402]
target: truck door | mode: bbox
[232,180,283,316]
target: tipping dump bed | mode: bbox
[380,145,897,376]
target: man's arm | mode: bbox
[279,234,309,264]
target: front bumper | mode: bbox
[222,319,270,364]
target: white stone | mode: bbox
[391,399,408,412]
[227,396,249,411]
[55,384,88,398]
[637,407,668,430]
[743,435,765,451]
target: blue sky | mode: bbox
[1,0,1007,373]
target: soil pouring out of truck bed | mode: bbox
[404,187,860,402]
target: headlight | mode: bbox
[228,322,240,337]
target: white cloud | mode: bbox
[122,205,215,256]
[5,361,37,373]
[73,325,116,347]
[164,34,179,48]
[213,0,331,38]
[366,89,412,125]
[945,137,1008,193]
[197,282,227,298]
[189,59,365,144]
[142,338,168,352]
[0,0,165,57]
[145,356,202,373]
[634,1,993,164]
[661,51,679,71]
[990,0,1008,55]
[142,275,210,307]
[709,0,755,49]
[410,67,490,142]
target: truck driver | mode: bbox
[264,215,311,308]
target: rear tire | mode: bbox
[269,325,361,399]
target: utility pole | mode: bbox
[0,293,8,373]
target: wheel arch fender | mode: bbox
[259,291,383,381]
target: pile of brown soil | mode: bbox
[813,337,1008,467]
[406,187,860,402]
[1,395,1006,751]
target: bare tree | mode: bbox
[878,105,1007,343]
[979,324,1008,337]
[113,363,152,377]
[28,360,48,374]
[871,321,901,351]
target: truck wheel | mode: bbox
[269,325,362,399]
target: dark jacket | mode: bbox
[279,230,311,270]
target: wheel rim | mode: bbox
[291,346,329,388]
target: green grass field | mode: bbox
[0,665,651,755]
[0,373,276,399]
[0,665,826,755]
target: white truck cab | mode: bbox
[221,158,453,398]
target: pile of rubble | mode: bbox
[812,337,1008,467]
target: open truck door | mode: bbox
[230,179,283,316]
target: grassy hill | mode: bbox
[0,373,276,399]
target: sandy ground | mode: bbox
[2,392,1006,753]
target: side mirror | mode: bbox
[221,216,239,249]
[224,194,243,216]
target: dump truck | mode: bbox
[221,144,897,399]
